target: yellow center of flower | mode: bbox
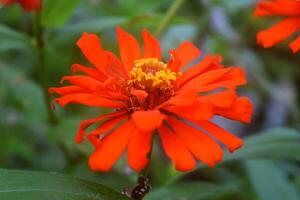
[128,58,181,89]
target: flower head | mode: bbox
[254,0,300,53]
[50,27,253,172]
[0,0,41,12]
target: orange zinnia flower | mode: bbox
[0,0,41,12]
[254,0,300,53]
[49,27,253,172]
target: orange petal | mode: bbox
[104,51,129,79]
[49,86,87,96]
[77,32,108,72]
[198,121,244,153]
[131,110,166,132]
[164,99,214,122]
[210,67,246,88]
[168,41,201,72]
[165,89,198,107]
[75,110,128,143]
[88,119,135,172]
[130,87,149,103]
[254,1,300,17]
[71,64,107,81]
[289,35,300,53]
[117,26,141,72]
[87,115,128,148]
[180,68,235,90]
[52,93,126,109]
[158,124,196,171]
[167,49,181,73]
[257,18,300,48]
[168,117,223,167]
[181,67,246,92]
[127,128,153,172]
[216,97,253,123]
[179,55,223,87]
[60,75,102,90]
[142,29,162,59]
[199,90,237,108]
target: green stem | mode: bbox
[154,0,185,37]
[33,12,57,124]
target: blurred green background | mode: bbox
[0,0,300,199]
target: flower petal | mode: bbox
[130,87,149,103]
[168,117,223,167]
[164,89,198,107]
[117,26,141,72]
[60,75,103,90]
[52,93,126,109]
[199,90,237,108]
[104,51,129,79]
[49,86,87,96]
[158,124,196,171]
[198,121,244,153]
[181,67,246,92]
[77,32,108,72]
[216,97,253,123]
[127,128,153,172]
[179,55,223,87]
[142,29,161,60]
[289,35,300,53]
[132,110,166,132]
[254,1,300,17]
[164,99,214,122]
[75,110,128,143]
[180,67,242,91]
[71,64,107,81]
[87,115,128,147]
[169,41,201,72]
[257,17,300,48]
[88,119,135,171]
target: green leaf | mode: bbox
[0,65,47,124]
[61,17,128,34]
[224,128,300,162]
[145,182,238,200]
[0,24,31,51]
[246,160,299,200]
[41,0,82,28]
[168,127,300,184]
[0,168,131,200]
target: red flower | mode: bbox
[0,0,41,12]
[254,0,300,53]
[50,27,253,172]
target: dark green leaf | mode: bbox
[145,182,238,200]
[0,168,131,200]
[0,24,31,51]
[42,0,82,28]
[61,17,128,34]
[224,128,300,162]
[246,160,299,200]
[0,65,47,124]
[168,128,300,184]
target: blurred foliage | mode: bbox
[0,0,300,199]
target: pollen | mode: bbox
[129,58,181,89]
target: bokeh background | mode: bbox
[0,0,300,199]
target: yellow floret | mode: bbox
[129,58,181,89]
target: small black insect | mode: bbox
[122,176,151,200]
